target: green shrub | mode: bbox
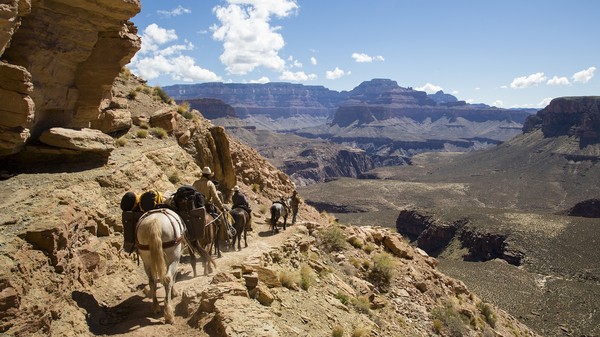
[139,122,149,129]
[431,300,469,337]
[150,127,168,139]
[348,236,364,249]
[177,101,190,114]
[127,89,137,100]
[142,86,152,94]
[318,225,348,252]
[168,171,180,184]
[363,242,377,254]
[136,130,148,138]
[251,183,261,192]
[350,295,371,314]
[119,67,131,79]
[368,252,397,291]
[153,86,172,104]
[477,302,497,328]
[182,111,194,120]
[279,269,299,289]
[332,325,344,337]
[299,263,315,290]
[334,292,349,305]
[351,325,370,337]
[115,138,127,147]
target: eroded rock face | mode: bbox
[0,0,141,157]
[523,96,600,147]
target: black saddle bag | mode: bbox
[173,185,206,240]
[122,211,144,253]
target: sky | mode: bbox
[128,1,599,109]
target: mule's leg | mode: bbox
[283,215,287,230]
[163,260,178,324]
[145,266,160,315]
[188,242,198,278]
[243,225,248,248]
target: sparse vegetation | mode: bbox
[127,89,137,100]
[299,263,315,290]
[177,101,190,114]
[348,236,364,249]
[115,138,127,147]
[350,295,371,315]
[368,252,397,291]
[119,67,131,80]
[139,121,149,129]
[136,129,148,138]
[477,302,497,328]
[182,111,194,120]
[150,127,168,139]
[168,171,180,184]
[259,204,268,214]
[431,299,470,337]
[318,225,348,252]
[363,242,377,254]
[335,292,349,305]
[251,183,261,192]
[153,86,172,104]
[279,269,299,289]
[351,325,370,337]
[332,325,344,337]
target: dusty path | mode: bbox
[84,217,302,337]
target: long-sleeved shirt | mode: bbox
[193,177,224,210]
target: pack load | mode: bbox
[139,190,164,212]
[172,185,206,240]
[120,191,144,253]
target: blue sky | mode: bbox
[129,1,599,109]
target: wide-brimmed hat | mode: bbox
[233,185,240,192]
[202,166,213,176]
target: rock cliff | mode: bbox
[523,96,600,147]
[0,0,141,158]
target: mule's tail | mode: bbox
[147,218,167,283]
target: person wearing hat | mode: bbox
[193,166,225,212]
[289,190,301,225]
[231,185,252,230]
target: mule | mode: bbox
[135,208,196,324]
[187,210,222,274]
[229,207,251,250]
[270,201,288,233]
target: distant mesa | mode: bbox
[523,96,600,147]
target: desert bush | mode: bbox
[139,121,149,129]
[368,252,397,290]
[350,295,371,314]
[431,300,469,337]
[127,89,137,100]
[318,225,348,252]
[251,183,261,192]
[299,263,316,290]
[177,101,190,114]
[136,130,148,138]
[332,325,344,337]
[351,325,370,337]
[279,269,299,289]
[335,292,349,305]
[142,86,152,94]
[477,302,497,328]
[153,86,172,104]
[182,111,194,120]
[363,242,377,254]
[348,236,364,249]
[119,67,131,79]
[115,138,127,147]
[168,171,180,184]
[150,127,168,139]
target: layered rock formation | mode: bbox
[0,0,141,159]
[523,96,600,147]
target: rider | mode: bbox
[289,190,301,225]
[231,185,252,230]
[193,166,232,242]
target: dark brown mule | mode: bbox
[270,201,288,234]
[229,207,251,250]
[187,211,220,275]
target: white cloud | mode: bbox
[157,5,191,18]
[451,90,459,95]
[287,56,302,68]
[250,76,270,84]
[211,0,298,75]
[415,83,443,94]
[510,72,547,89]
[129,23,221,83]
[547,76,570,86]
[325,67,349,80]
[351,52,384,63]
[139,23,178,54]
[474,87,481,91]
[500,85,508,89]
[491,100,504,107]
[310,57,317,65]
[572,66,596,83]
[279,70,317,81]
[539,97,553,107]
[465,98,475,104]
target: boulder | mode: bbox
[39,127,115,153]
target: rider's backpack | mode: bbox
[173,185,206,240]
[139,190,164,212]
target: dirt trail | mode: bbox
[84,216,300,337]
